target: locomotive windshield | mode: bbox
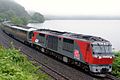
[92,44,112,54]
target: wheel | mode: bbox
[41,48,45,52]
[63,57,68,63]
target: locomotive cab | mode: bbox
[27,28,37,43]
[92,42,113,59]
[89,41,114,73]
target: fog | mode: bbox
[15,0,120,17]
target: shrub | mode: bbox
[0,45,51,80]
[112,51,120,78]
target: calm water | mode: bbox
[27,20,120,51]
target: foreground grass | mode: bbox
[112,51,120,78]
[0,45,50,80]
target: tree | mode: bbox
[11,16,28,26]
[20,17,28,25]
[0,13,7,21]
[31,12,45,23]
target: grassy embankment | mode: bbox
[0,45,51,80]
[112,51,120,78]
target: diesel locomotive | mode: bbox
[1,22,114,75]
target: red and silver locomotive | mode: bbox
[1,22,114,75]
[31,29,114,74]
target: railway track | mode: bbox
[0,28,119,80]
[0,29,70,80]
[21,50,71,80]
[105,74,120,80]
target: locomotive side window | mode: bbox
[17,29,27,34]
[59,38,61,40]
[29,31,34,39]
[38,33,45,43]
[23,30,25,33]
[63,38,74,52]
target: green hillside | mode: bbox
[0,0,45,25]
[0,0,30,20]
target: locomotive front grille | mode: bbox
[101,68,109,73]
[90,65,112,73]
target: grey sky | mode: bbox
[14,0,120,18]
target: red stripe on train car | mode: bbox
[32,31,39,43]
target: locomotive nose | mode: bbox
[89,65,112,73]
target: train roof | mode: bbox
[3,22,37,32]
[36,29,108,42]
[12,26,37,32]
[11,25,32,31]
[2,22,109,42]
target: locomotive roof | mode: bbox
[36,29,108,42]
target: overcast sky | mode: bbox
[14,0,120,17]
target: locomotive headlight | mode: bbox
[110,56,112,59]
[98,56,102,59]
[103,55,112,59]
[93,55,98,58]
